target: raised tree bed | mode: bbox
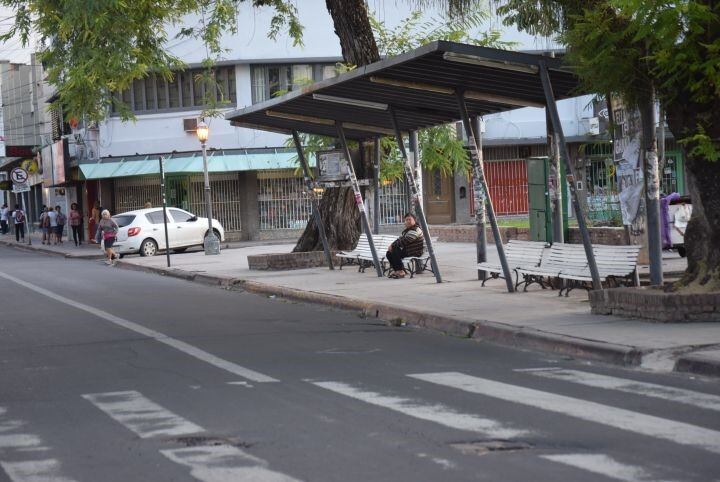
[589,287,720,322]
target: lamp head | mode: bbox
[196,121,209,143]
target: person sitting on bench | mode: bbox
[386,213,424,279]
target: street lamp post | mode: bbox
[196,121,220,255]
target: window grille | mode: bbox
[114,173,242,233]
[378,180,409,225]
[114,177,162,213]
[112,66,237,114]
[187,173,242,233]
[258,170,314,230]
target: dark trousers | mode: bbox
[0,220,7,234]
[71,225,82,245]
[386,248,406,271]
[15,223,24,241]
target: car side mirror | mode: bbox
[188,216,198,222]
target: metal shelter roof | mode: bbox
[226,41,582,140]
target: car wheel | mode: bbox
[173,247,187,253]
[139,239,158,257]
[118,253,125,259]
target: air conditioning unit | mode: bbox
[183,117,199,132]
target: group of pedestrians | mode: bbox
[1,203,27,242]
[0,202,88,247]
[39,205,67,245]
[2,200,119,266]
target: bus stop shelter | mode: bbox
[226,40,601,292]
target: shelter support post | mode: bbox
[389,108,443,284]
[291,130,334,270]
[538,60,601,290]
[473,116,488,281]
[373,138,381,234]
[409,130,421,212]
[335,123,383,277]
[456,93,514,293]
[546,108,564,244]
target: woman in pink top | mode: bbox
[69,203,83,246]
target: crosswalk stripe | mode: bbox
[408,372,720,454]
[82,391,204,438]
[0,270,278,383]
[84,391,299,480]
[160,446,301,482]
[540,453,680,482]
[310,380,530,438]
[0,460,77,482]
[521,368,720,412]
[0,408,76,482]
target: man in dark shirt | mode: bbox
[386,213,424,279]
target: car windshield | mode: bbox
[112,215,136,228]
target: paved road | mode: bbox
[1,246,719,482]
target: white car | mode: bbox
[112,208,225,257]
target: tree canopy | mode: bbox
[0,0,303,122]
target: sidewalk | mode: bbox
[3,234,718,377]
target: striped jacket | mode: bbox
[392,224,424,257]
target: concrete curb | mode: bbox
[675,353,720,378]
[115,260,648,369]
[0,239,104,259]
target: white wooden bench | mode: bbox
[397,253,432,278]
[515,243,641,295]
[336,234,396,272]
[477,240,547,287]
[557,244,641,296]
[515,243,583,292]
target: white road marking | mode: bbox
[310,380,530,438]
[0,270,278,383]
[0,408,76,482]
[82,391,204,438]
[409,372,720,454]
[522,368,720,412]
[227,381,254,388]
[160,446,301,482]
[540,453,680,482]
[0,459,77,482]
[0,435,43,449]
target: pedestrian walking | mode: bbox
[0,204,8,235]
[39,206,50,244]
[55,206,66,244]
[11,204,25,242]
[69,203,83,246]
[46,205,58,245]
[97,210,119,266]
[89,201,100,244]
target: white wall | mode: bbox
[483,95,596,141]
[98,0,574,158]
[97,65,289,157]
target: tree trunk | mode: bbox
[324,0,381,66]
[294,0,381,252]
[666,100,720,292]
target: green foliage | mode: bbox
[368,6,510,179]
[370,9,514,56]
[497,0,720,162]
[0,0,304,123]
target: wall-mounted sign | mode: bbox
[317,150,350,182]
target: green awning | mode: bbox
[79,151,309,180]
